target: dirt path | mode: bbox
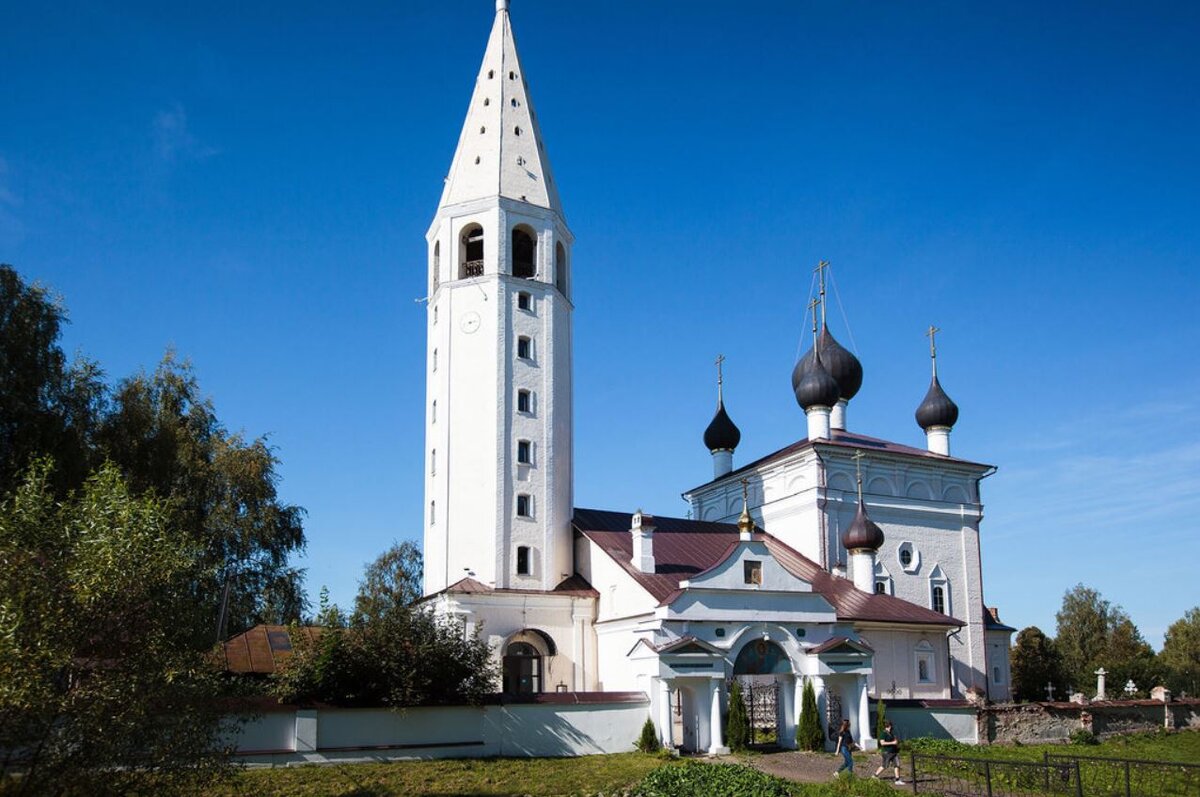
[742,750,910,786]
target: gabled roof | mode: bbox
[438,3,563,214]
[219,624,322,675]
[685,429,993,495]
[809,636,874,655]
[427,574,598,601]
[573,508,962,628]
[984,605,1017,633]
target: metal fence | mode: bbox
[1044,752,1200,797]
[911,752,1083,796]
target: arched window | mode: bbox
[432,241,440,291]
[555,242,567,295]
[460,225,484,278]
[516,545,531,576]
[512,228,536,279]
[503,641,541,693]
[932,586,946,614]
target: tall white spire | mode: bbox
[439,2,563,214]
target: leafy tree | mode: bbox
[875,698,886,742]
[0,265,104,496]
[1104,610,1161,696]
[0,461,236,795]
[1055,584,1113,691]
[1010,626,1066,702]
[1161,607,1200,696]
[273,544,496,707]
[98,354,307,637]
[796,678,823,751]
[635,717,661,753]
[725,680,750,752]
[354,539,423,619]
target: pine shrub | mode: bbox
[726,680,751,752]
[636,717,662,752]
[797,678,824,751]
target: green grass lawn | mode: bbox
[208,752,670,797]
[205,731,1199,797]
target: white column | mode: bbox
[850,550,876,594]
[780,677,797,749]
[926,426,951,455]
[806,406,832,440]
[794,677,805,748]
[709,679,728,754]
[659,680,675,748]
[857,675,875,749]
[830,398,848,430]
[813,677,827,750]
[571,612,585,690]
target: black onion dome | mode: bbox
[841,500,885,552]
[817,328,863,400]
[790,347,815,393]
[703,400,741,452]
[794,351,841,410]
[915,375,959,430]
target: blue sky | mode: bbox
[2,1,1197,648]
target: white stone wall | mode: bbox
[856,626,953,700]
[232,700,650,764]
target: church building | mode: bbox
[422,0,1013,754]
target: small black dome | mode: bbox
[817,328,863,400]
[794,351,841,410]
[841,500,885,552]
[703,400,741,452]
[915,375,959,430]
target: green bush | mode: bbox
[634,761,792,797]
[726,681,751,752]
[797,678,824,751]
[636,717,662,753]
[904,736,973,755]
[1069,728,1099,745]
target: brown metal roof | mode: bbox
[220,624,322,675]
[573,508,962,628]
[430,574,599,600]
[685,429,994,495]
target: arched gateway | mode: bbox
[732,639,792,747]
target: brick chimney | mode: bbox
[631,510,655,573]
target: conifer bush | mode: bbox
[797,677,824,751]
[726,680,751,752]
[636,717,662,752]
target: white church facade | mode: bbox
[422,1,1013,754]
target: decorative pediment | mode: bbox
[809,636,874,658]
[682,541,813,594]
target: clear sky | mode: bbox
[3,1,1197,648]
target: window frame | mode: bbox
[516,494,532,518]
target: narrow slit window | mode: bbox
[516,494,531,517]
[517,336,531,360]
[517,389,531,413]
[516,546,530,576]
[517,291,531,311]
[517,440,531,465]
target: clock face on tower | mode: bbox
[459,310,481,334]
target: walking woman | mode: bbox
[833,719,856,777]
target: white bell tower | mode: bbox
[423,1,574,595]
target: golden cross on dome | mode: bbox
[814,260,830,327]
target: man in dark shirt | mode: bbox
[873,720,904,784]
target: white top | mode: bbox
[438,2,563,214]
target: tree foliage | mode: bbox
[273,543,496,707]
[635,717,661,753]
[1010,626,1066,702]
[725,680,750,752]
[0,462,236,796]
[1055,584,1116,692]
[1161,607,1200,696]
[875,697,886,742]
[796,678,824,751]
[0,265,307,638]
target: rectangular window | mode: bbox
[517,440,531,465]
[429,500,436,525]
[431,400,437,423]
[430,449,436,475]
[932,585,946,614]
[918,657,931,682]
[517,336,531,360]
[743,560,762,585]
[516,545,531,575]
[517,390,531,413]
[517,291,532,311]
[516,494,531,517]
[432,348,438,371]
[993,665,1002,684]
[433,305,438,324]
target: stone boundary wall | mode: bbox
[229,692,651,765]
[977,699,1200,745]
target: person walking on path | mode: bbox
[873,720,904,784]
[833,719,855,777]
